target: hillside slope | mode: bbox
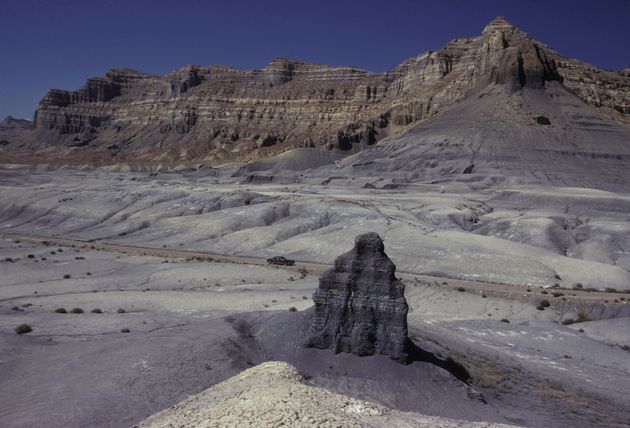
[329,82,630,192]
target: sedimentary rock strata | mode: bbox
[307,232,410,362]
[2,17,628,166]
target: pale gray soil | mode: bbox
[1,235,629,427]
[1,83,630,427]
[2,166,630,292]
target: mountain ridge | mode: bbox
[1,16,628,166]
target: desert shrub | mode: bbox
[54,308,67,314]
[536,305,545,311]
[552,292,564,297]
[298,267,308,279]
[456,287,466,292]
[288,307,298,312]
[539,300,551,308]
[298,370,313,380]
[121,328,130,333]
[27,254,35,259]
[500,319,510,323]
[63,274,71,279]
[576,312,590,323]
[481,294,488,298]
[554,274,561,280]
[605,287,618,293]
[578,328,585,333]
[15,324,32,334]
[302,296,308,300]
[117,308,126,313]
[91,308,103,314]
[69,308,84,314]
[561,318,574,325]
[526,288,532,293]
[287,276,295,281]
[540,290,549,295]
[573,283,583,289]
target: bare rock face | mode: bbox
[476,17,561,90]
[4,17,630,165]
[307,232,410,363]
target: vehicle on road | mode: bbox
[266,256,295,266]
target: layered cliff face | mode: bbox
[4,17,629,165]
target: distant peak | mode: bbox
[105,68,155,78]
[2,115,31,124]
[483,16,516,33]
[265,58,311,70]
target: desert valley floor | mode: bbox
[1,166,629,427]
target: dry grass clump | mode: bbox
[452,355,507,396]
[15,324,33,334]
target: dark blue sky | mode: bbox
[1,0,629,120]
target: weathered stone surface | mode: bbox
[137,361,518,428]
[307,232,409,362]
[3,17,629,165]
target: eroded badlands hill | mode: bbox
[1,17,629,166]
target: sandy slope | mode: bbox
[136,361,517,428]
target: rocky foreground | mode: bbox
[136,361,516,428]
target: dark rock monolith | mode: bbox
[306,232,410,363]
